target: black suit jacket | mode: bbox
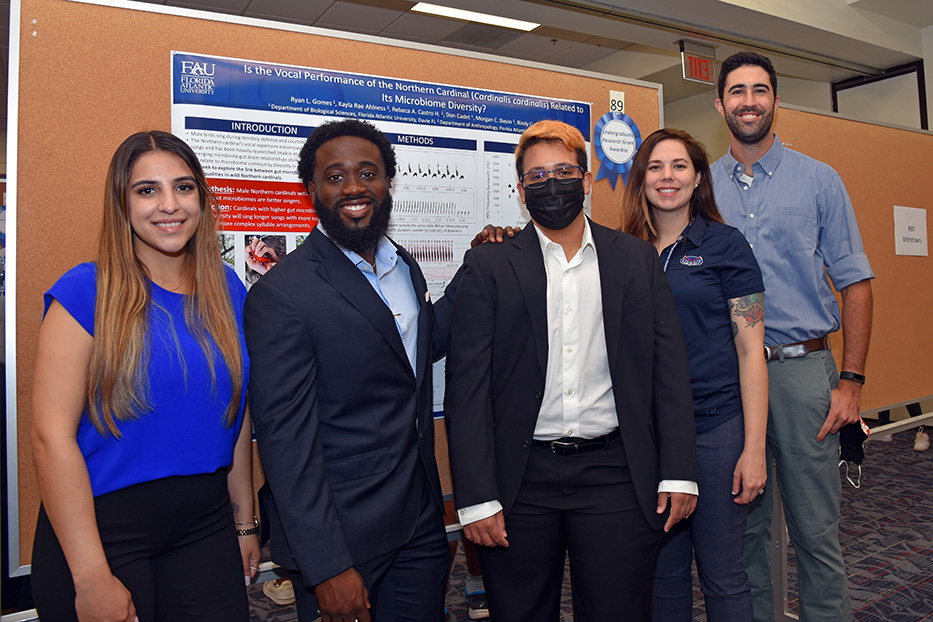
[244,228,448,587]
[444,221,697,530]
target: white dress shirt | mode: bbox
[533,219,617,440]
[457,220,696,527]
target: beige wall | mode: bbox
[663,92,728,159]
[836,72,923,129]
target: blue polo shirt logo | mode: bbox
[680,255,703,266]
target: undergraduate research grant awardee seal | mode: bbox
[594,111,642,189]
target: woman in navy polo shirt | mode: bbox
[622,128,768,621]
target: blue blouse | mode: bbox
[659,216,764,434]
[44,263,250,496]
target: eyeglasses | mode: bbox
[520,165,583,189]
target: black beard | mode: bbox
[725,105,775,146]
[314,191,393,256]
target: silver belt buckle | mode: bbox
[549,439,578,454]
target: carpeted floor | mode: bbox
[247,579,298,622]
[250,428,933,621]
[837,430,933,621]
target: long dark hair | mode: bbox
[90,131,243,436]
[621,128,723,243]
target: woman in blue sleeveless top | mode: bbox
[30,131,257,621]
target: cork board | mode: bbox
[10,0,660,568]
[772,107,933,412]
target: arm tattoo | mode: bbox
[729,292,764,332]
[230,501,241,515]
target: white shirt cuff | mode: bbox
[658,479,698,496]
[456,500,503,526]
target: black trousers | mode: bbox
[478,435,664,622]
[291,476,449,622]
[32,469,248,622]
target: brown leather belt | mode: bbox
[532,429,620,455]
[764,337,828,362]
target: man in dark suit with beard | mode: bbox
[245,119,452,622]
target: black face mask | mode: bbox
[840,422,867,465]
[523,178,585,231]
[839,417,870,489]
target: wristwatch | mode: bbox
[235,516,260,536]
[838,371,866,385]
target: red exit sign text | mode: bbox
[682,52,715,85]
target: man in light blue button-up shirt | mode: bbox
[711,52,873,622]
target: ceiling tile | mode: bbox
[496,33,575,60]
[125,0,169,7]
[558,42,621,67]
[532,25,593,45]
[441,23,524,51]
[169,0,253,14]
[344,0,413,10]
[380,12,464,43]
[244,0,335,24]
[315,2,406,34]
[584,35,631,51]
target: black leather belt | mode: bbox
[764,337,828,362]
[532,429,620,455]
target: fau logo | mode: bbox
[180,61,216,76]
[680,255,703,266]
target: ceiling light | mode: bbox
[411,3,539,32]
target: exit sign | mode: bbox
[680,41,716,86]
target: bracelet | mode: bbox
[839,371,866,385]
[234,516,259,527]
[235,515,259,536]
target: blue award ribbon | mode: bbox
[593,112,642,189]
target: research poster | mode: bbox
[171,51,592,407]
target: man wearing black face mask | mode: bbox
[444,120,698,621]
